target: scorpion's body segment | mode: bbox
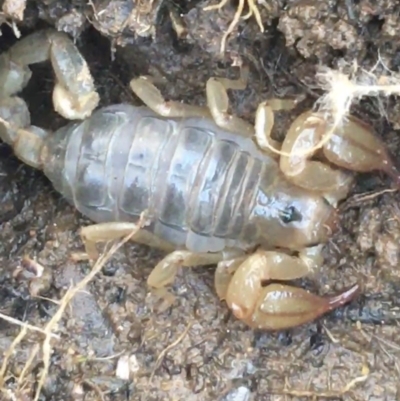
[43,104,333,254]
[1,29,400,331]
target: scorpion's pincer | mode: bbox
[245,282,361,331]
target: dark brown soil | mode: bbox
[1,1,400,400]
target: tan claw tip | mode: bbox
[326,283,361,311]
[383,160,400,189]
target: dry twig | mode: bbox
[0,212,149,400]
[31,212,148,400]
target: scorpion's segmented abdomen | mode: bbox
[152,121,264,250]
[43,105,266,252]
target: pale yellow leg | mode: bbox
[205,66,254,136]
[254,95,305,159]
[129,76,211,118]
[80,221,176,260]
[147,250,225,289]
[147,249,226,310]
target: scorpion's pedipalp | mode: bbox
[130,76,211,118]
[279,111,400,194]
[279,111,354,198]
[321,115,400,186]
[249,283,360,331]
[223,247,324,326]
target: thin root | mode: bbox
[148,321,193,386]
[270,369,369,398]
[204,0,264,53]
[256,61,400,159]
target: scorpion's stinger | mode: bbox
[0,99,50,169]
[46,30,100,120]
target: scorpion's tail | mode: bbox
[0,99,50,170]
[0,29,100,171]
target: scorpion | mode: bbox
[1,29,399,331]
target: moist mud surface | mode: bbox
[1,1,400,400]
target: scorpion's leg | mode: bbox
[146,249,230,309]
[205,65,255,136]
[254,96,305,159]
[80,222,177,260]
[215,248,360,330]
[147,250,226,289]
[0,29,99,121]
[80,221,226,292]
[129,76,211,118]
[0,93,51,169]
[81,221,229,308]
